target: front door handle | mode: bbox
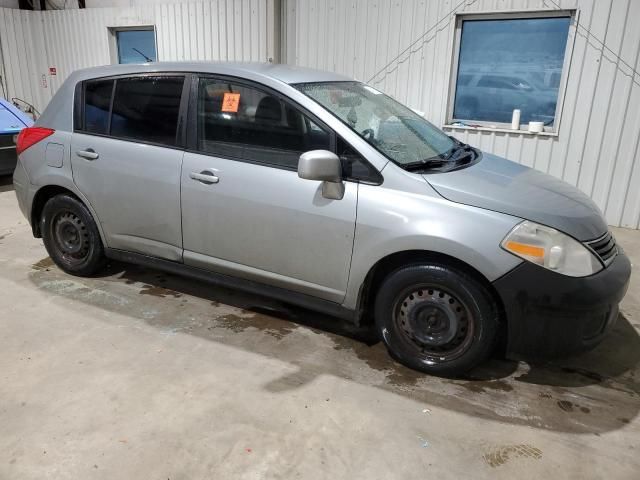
[76,148,99,160]
[190,170,219,185]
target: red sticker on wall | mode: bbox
[221,92,240,113]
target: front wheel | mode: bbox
[41,194,106,277]
[374,262,499,377]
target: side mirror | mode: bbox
[298,150,345,200]
[298,150,342,182]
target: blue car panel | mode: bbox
[0,98,34,175]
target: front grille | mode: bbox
[586,231,617,265]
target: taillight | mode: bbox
[16,127,55,155]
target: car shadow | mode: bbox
[0,175,14,193]
[28,256,640,435]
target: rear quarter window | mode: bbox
[84,79,114,135]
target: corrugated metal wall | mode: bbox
[286,0,640,229]
[1,0,639,229]
[0,0,274,113]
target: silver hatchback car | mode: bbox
[13,62,631,376]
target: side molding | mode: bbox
[105,248,358,323]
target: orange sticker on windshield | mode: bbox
[221,92,240,112]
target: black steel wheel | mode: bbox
[393,285,475,363]
[41,194,106,276]
[374,262,499,377]
[51,211,90,264]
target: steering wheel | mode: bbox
[361,128,375,141]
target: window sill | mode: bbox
[442,124,558,137]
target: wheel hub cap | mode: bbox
[395,286,472,360]
[409,303,457,345]
[53,212,89,259]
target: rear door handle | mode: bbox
[190,170,219,185]
[76,149,99,160]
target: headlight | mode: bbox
[501,220,602,277]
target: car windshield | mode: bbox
[295,81,462,170]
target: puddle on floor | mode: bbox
[27,256,640,435]
[32,257,55,270]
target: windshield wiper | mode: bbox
[444,142,472,160]
[403,144,479,172]
[403,158,448,172]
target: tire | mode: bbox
[41,194,106,277]
[374,262,499,377]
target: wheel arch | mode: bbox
[30,184,105,247]
[355,249,507,348]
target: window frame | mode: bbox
[186,74,383,184]
[108,26,157,65]
[74,72,191,151]
[445,9,577,134]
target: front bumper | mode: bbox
[493,250,631,360]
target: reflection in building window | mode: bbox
[116,29,157,64]
[451,16,571,129]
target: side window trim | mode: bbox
[106,79,116,135]
[186,73,199,151]
[75,72,188,150]
[175,73,193,148]
[336,136,384,185]
[73,81,83,131]
[188,73,382,184]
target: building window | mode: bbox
[449,12,574,132]
[115,28,157,64]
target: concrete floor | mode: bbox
[0,175,639,480]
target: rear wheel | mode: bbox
[41,194,106,276]
[374,262,499,377]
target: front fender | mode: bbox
[343,181,523,310]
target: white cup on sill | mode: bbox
[528,121,544,133]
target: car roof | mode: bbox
[37,62,356,131]
[69,61,354,85]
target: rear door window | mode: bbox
[196,78,331,169]
[84,79,114,135]
[110,76,185,146]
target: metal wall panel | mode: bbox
[2,0,639,229]
[287,0,640,230]
[0,0,273,113]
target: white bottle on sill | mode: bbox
[511,109,521,130]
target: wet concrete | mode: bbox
[24,257,640,435]
[1,183,640,479]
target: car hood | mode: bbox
[423,153,608,241]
